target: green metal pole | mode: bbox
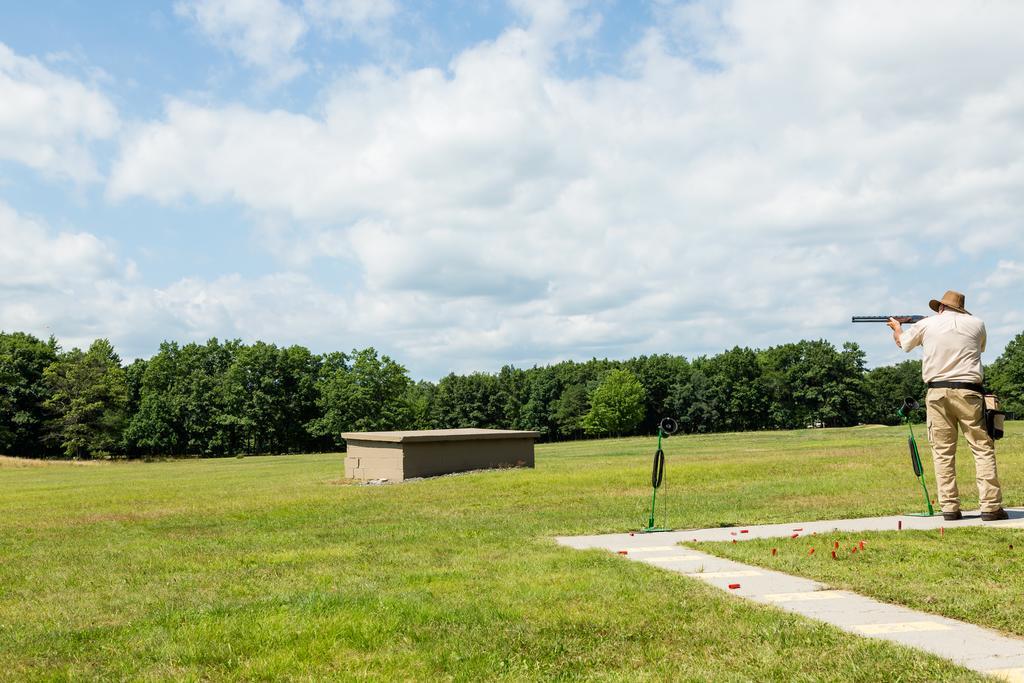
[647,486,658,529]
[646,428,663,529]
[898,398,933,517]
[642,427,669,532]
[906,420,934,516]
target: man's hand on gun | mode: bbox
[887,317,903,348]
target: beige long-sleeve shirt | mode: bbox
[900,310,986,383]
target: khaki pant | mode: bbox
[925,388,1002,513]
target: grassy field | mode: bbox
[1,423,1020,681]
[692,526,1024,639]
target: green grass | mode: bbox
[690,525,1024,639]
[1,423,1021,681]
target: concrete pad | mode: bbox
[964,656,1024,672]
[556,509,1024,679]
[685,569,763,578]
[990,669,1024,683]
[762,590,845,602]
[704,570,823,598]
[640,555,704,564]
[994,520,1024,530]
[853,621,954,634]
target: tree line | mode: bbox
[1,330,1022,459]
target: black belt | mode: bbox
[928,381,985,394]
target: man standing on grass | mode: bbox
[887,290,1007,522]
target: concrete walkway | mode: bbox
[556,508,1024,682]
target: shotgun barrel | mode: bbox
[851,315,926,324]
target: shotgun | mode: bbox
[851,315,926,324]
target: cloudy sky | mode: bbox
[2,0,1022,379]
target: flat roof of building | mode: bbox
[341,428,541,443]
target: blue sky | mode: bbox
[1,0,1023,379]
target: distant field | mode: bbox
[2,424,1020,681]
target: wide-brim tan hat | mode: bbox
[929,290,970,314]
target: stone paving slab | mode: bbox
[555,508,1024,681]
[560,507,1024,550]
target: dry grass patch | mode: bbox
[0,455,102,468]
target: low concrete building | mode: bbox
[342,428,539,481]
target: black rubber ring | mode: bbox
[652,448,665,489]
[909,437,923,477]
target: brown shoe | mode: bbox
[942,511,962,521]
[981,509,1009,521]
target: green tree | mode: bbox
[171,339,237,455]
[988,331,1024,415]
[494,365,529,429]
[700,347,766,431]
[582,369,646,437]
[309,348,413,442]
[124,339,245,456]
[430,372,501,429]
[124,341,185,456]
[304,351,350,448]
[42,339,128,458]
[625,354,690,432]
[519,366,562,439]
[0,332,59,456]
[552,383,589,438]
[861,360,926,425]
[224,342,290,454]
[666,365,720,433]
[277,344,322,453]
[759,340,866,428]
[123,358,147,422]
[404,380,437,430]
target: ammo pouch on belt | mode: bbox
[983,393,1005,440]
[928,381,1005,440]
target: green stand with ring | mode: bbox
[640,417,678,533]
[899,397,935,517]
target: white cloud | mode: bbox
[974,260,1024,310]
[107,0,1024,373]
[508,0,600,44]
[0,199,355,359]
[980,261,1024,290]
[0,43,119,181]
[0,201,125,292]
[302,0,397,36]
[0,199,129,346]
[175,0,308,85]
[152,272,348,343]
